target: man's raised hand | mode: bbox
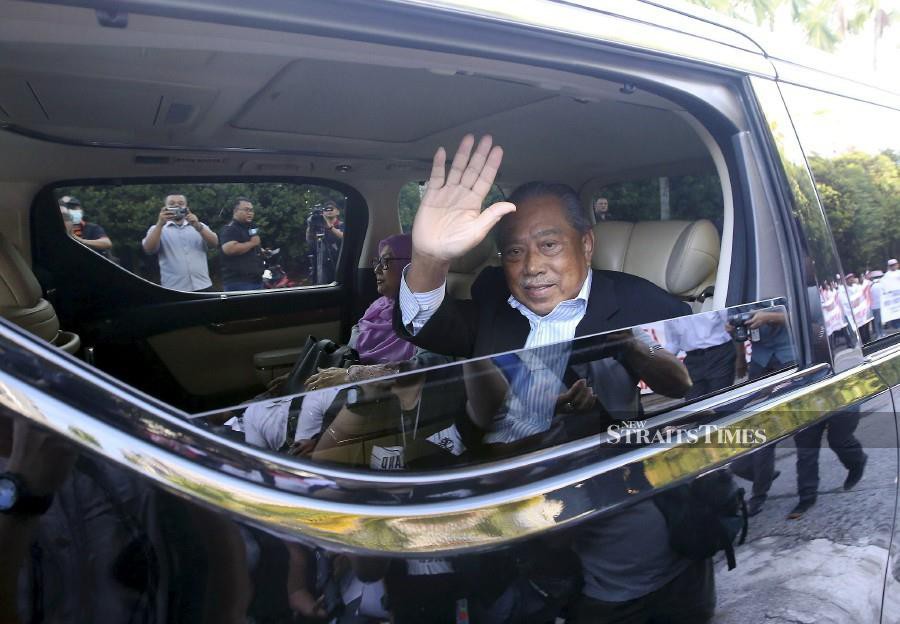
[410,134,515,272]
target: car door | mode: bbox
[30,178,369,412]
[0,1,897,623]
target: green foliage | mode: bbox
[57,182,345,287]
[809,149,900,272]
[598,173,723,226]
[398,181,507,233]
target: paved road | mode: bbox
[713,409,897,623]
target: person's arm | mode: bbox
[406,134,515,293]
[0,421,77,623]
[142,207,174,254]
[286,543,327,619]
[463,359,510,430]
[327,222,344,240]
[748,309,787,328]
[79,235,113,251]
[618,330,692,398]
[185,210,218,248]
[222,236,260,256]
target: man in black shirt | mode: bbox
[59,196,114,259]
[219,197,264,291]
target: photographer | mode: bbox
[59,196,114,258]
[219,197,265,291]
[726,305,793,516]
[141,193,218,291]
[305,199,344,284]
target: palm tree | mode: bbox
[851,0,896,69]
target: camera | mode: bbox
[170,206,187,219]
[308,204,327,236]
[727,311,755,342]
[248,227,259,236]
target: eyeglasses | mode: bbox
[371,256,410,271]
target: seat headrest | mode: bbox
[592,219,719,295]
[449,236,498,274]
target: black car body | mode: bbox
[1,1,899,622]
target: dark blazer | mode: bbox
[393,267,691,426]
[394,267,691,358]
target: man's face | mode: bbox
[324,204,339,221]
[234,200,254,224]
[594,198,608,216]
[890,263,898,272]
[498,196,593,316]
[165,195,188,221]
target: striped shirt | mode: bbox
[399,268,591,443]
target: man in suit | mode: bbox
[393,134,713,622]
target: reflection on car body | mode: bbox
[0,0,898,622]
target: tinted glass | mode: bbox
[591,172,723,227]
[54,182,347,292]
[781,84,900,346]
[399,181,505,233]
[192,301,796,469]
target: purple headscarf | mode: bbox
[354,233,416,364]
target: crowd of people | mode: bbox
[820,259,900,345]
[59,193,344,291]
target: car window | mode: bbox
[399,181,505,233]
[590,172,723,228]
[780,83,900,347]
[53,182,348,292]
[193,300,796,469]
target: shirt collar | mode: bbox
[508,270,592,323]
[164,220,189,228]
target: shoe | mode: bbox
[747,496,767,517]
[787,498,816,519]
[844,453,868,490]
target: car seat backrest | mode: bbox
[592,219,720,308]
[0,233,80,353]
[447,236,499,300]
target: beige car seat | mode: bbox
[0,232,80,353]
[446,236,500,300]
[592,220,720,311]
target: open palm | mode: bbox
[411,134,516,263]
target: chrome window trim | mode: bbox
[1,304,890,552]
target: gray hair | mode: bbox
[495,181,591,247]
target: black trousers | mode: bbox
[570,559,715,624]
[683,341,737,400]
[793,413,864,502]
[730,358,782,501]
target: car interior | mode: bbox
[0,1,765,424]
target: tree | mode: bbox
[58,182,346,289]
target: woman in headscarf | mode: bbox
[240,234,415,452]
[348,232,415,363]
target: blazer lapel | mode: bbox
[575,270,621,337]
[488,302,530,353]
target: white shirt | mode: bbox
[870,282,882,309]
[142,220,213,291]
[663,310,731,354]
[399,266,592,443]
